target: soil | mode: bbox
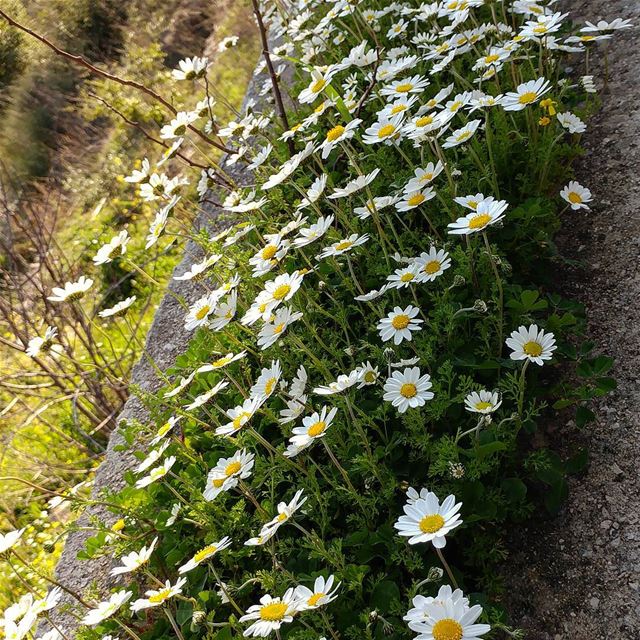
[504,1,640,638]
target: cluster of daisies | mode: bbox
[7,0,630,639]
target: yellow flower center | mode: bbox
[261,245,278,260]
[416,115,433,127]
[395,82,413,93]
[377,124,396,138]
[213,355,233,368]
[456,130,473,142]
[326,125,345,142]
[260,602,289,621]
[400,272,415,283]
[518,91,538,105]
[533,25,548,34]
[391,104,408,115]
[232,411,250,431]
[523,341,543,357]
[468,213,492,230]
[432,618,463,640]
[364,371,376,383]
[475,401,492,410]
[195,305,210,320]
[307,593,324,606]
[212,477,225,488]
[225,461,242,476]
[424,260,441,275]
[264,377,276,395]
[193,545,218,563]
[392,314,410,329]
[273,322,285,334]
[568,191,582,204]
[311,79,326,93]
[450,100,463,112]
[419,513,445,534]
[111,519,125,532]
[307,420,327,437]
[485,54,500,63]
[273,284,291,300]
[407,193,425,207]
[400,383,417,398]
[419,173,434,183]
[335,240,353,251]
[148,588,172,604]
[157,422,172,437]
[277,512,288,522]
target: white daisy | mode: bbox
[377,306,424,345]
[442,119,481,149]
[47,276,93,303]
[81,590,132,626]
[447,200,508,235]
[362,115,404,145]
[506,324,556,365]
[98,296,136,319]
[501,77,551,111]
[395,187,436,211]
[257,307,303,350]
[464,390,502,414]
[383,367,433,413]
[317,120,362,159]
[560,181,592,210]
[239,590,300,637]
[25,326,57,358]
[328,169,380,199]
[93,231,130,265]
[130,578,187,612]
[293,575,341,611]
[317,233,369,259]
[178,536,232,574]
[394,491,463,546]
[0,528,25,554]
[412,248,452,282]
[135,456,176,489]
[216,397,262,438]
[111,538,158,576]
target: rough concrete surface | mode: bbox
[505,1,640,638]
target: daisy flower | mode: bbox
[557,112,586,134]
[279,396,307,426]
[172,56,209,80]
[111,538,158,576]
[93,230,130,265]
[317,233,369,259]
[239,590,300,637]
[298,68,336,104]
[250,361,282,400]
[48,275,93,303]
[380,74,430,97]
[0,528,25,554]
[404,161,444,191]
[387,264,421,289]
[160,111,198,139]
[150,416,181,444]
[377,306,424,345]
[506,324,556,365]
[208,291,238,331]
[293,215,334,248]
[317,119,362,159]
[257,307,303,350]
[412,248,452,282]
[362,115,404,145]
[442,119,481,148]
[26,326,57,358]
[560,180,592,210]
[184,380,229,411]
[196,351,247,374]
[502,77,551,111]
[124,158,150,183]
[263,271,305,312]
[313,369,361,395]
[184,291,222,330]
[178,536,232,574]
[409,596,490,640]
[204,450,255,501]
[217,397,262,438]
[447,200,508,235]
[135,456,176,489]
[356,361,380,387]
[328,169,380,199]
[131,578,187,612]
[395,187,436,211]
[135,442,170,474]
[99,296,136,319]
[290,405,338,447]
[297,175,328,209]
[464,390,502,414]
[262,489,307,534]
[383,367,434,413]
[81,590,132,626]
[294,575,341,611]
[174,254,222,281]
[394,491,463,546]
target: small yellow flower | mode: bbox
[538,116,551,126]
[540,98,557,115]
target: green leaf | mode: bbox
[370,580,400,614]
[575,405,595,428]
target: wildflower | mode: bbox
[318,119,362,159]
[111,538,158,576]
[464,390,502,414]
[263,271,305,312]
[447,200,508,235]
[442,119,481,148]
[178,536,232,574]
[299,68,336,104]
[26,326,57,358]
[317,233,369,259]
[294,575,341,611]
[172,56,209,80]
[185,380,229,411]
[174,255,222,281]
[209,291,238,331]
[131,578,187,612]
[362,115,404,144]
[395,187,436,211]
[93,231,130,265]
[356,361,380,387]
[149,415,181,445]
[204,450,255,502]
[290,406,338,448]
[383,367,434,413]
[394,491,462,546]
[218,35,239,51]
[502,77,551,111]
[328,169,380,199]
[135,456,176,488]
[279,397,307,426]
[404,584,468,625]
[412,248,452,283]
[557,112,586,134]
[262,489,307,535]
[381,74,430,97]
[404,162,444,192]
[239,590,300,637]
[217,397,262,437]
[48,276,93,303]
[250,361,282,401]
[313,369,361,395]
[0,528,25,554]
[160,111,198,140]
[560,180,593,210]
[124,158,150,183]
[293,215,334,248]
[506,324,556,365]
[377,306,424,345]
[136,442,170,474]
[407,588,490,640]
[297,175,328,209]
[99,296,136,319]
[81,590,132,625]
[258,307,303,349]
[184,291,222,330]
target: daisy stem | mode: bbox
[322,440,358,496]
[435,547,459,590]
[211,566,245,616]
[517,359,530,418]
[482,233,503,357]
[321,610,341,640]
[164,606,186,640]
[239,480,269,517]
[115,619,144,640]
